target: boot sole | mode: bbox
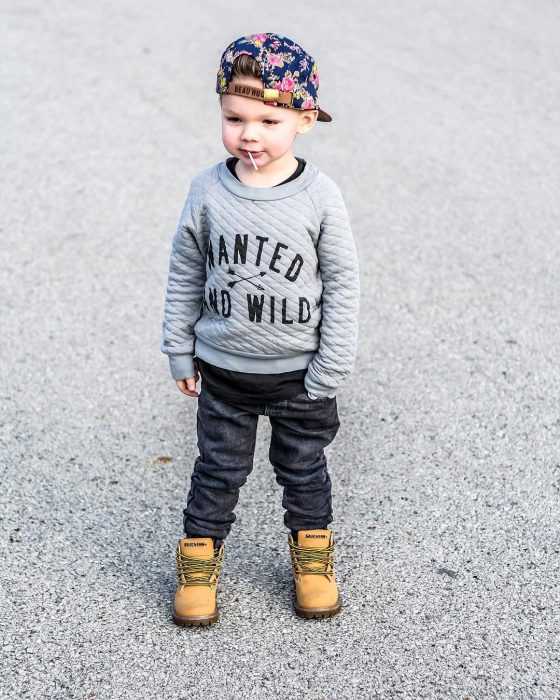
[172,607,219,627]
[294,594,342,619]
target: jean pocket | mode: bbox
[295,391,333,402]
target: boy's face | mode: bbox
[219,77,318,170]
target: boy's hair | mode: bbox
[230,53,262,81]
[219,54,262,108]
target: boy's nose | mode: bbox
[241,126,259,141]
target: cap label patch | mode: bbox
[232,84,265,99]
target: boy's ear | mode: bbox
[297,109,319,134]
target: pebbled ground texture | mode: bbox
[1,1,559,698]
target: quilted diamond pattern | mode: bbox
[161,161,360,396]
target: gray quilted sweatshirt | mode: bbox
[161,159,360,399]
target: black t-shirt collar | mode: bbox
[226,156,306,187]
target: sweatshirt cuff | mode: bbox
[168,354,195,381]
[304,372,337,400]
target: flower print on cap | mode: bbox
[215,33,332,122]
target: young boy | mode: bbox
[161,33,360,626]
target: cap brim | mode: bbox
[317,107,332,122]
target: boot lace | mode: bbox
[176,545,225,587]
[289,539,335,576]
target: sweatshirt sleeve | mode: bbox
[161,178,208,381]
[304,176,360,397]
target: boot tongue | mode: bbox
[296,529,331,574]
[297,529,331,548]
[180,537,215,559]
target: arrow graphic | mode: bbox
[226,267,267,290]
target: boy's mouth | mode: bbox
[242,150,264,157]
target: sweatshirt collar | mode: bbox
[217,159,318,200]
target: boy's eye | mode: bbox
[225,117,278,125]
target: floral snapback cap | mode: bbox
[216,33,332,122]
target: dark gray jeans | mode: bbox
[183,385,341,541]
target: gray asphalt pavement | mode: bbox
[2,1,559,698]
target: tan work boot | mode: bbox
[172,537,225,627]
[288,528,342,618]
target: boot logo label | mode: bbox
[185,542,206,547]
[305,534,327,538]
